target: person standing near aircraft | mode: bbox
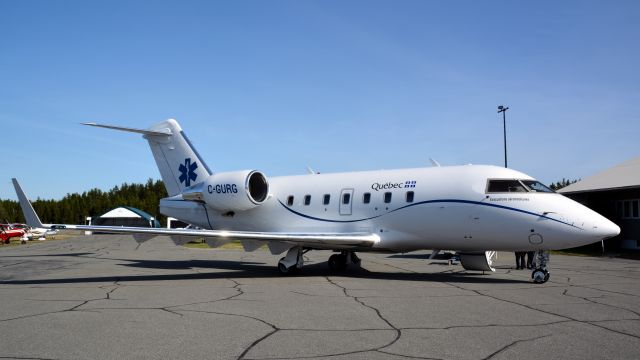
[526,251,535,269]
[515,251,526,270]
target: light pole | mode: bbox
[497,105,509,168]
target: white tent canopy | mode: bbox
[100,207,143,219]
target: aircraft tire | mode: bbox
[277,259,299,275]
[278,261,291,274]
[532,268,549,284]
[328,254,347,272]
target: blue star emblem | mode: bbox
[178,158,198,186]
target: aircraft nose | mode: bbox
[591,217,620,240]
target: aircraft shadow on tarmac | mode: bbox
[0,252,96,258]
[0,254,524,285]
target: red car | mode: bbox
[0,224,25,244]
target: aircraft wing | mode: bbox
[49,224,378,248]
[11,178,378,251]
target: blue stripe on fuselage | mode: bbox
[277,198,582,230]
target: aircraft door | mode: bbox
[339,189,354,216]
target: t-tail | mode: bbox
[83,119,212,196]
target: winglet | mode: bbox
[11,178,44,228]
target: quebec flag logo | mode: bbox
[404,180,417,188]
[179,158,198,187]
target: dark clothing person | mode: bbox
[526,251,536,269]
[515,251,526,270]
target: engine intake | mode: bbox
[182,170,269,211]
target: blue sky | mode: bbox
[1,0,638,200]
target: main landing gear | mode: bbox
[531,250,550,284]
[328,251,360,272]
[278,246,305,274]
[277,248,361,275]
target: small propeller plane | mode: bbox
[12,119,620,283]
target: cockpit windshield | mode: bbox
[487,180,528,193]
[486,179,555,194]
[521,180,555,193]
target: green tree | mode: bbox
[0,179,168,225]
[549,178,579,191]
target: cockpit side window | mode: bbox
[486,179,528,193]
[521,180,555,193]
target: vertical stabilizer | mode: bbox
[144,119,212,196]
[83,119,212,196]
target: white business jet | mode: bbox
[12,119,620,283]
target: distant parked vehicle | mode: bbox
[11,223,57,241]
[0,224,26,244]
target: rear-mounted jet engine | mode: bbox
[182,170,269,211]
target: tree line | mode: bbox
[0,179,168,225]
[549,178,579,191]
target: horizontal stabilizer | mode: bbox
[82,122,172,137]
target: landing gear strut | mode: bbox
[328,251,360,272]
[531,250,550,284]
[278,246,304,275]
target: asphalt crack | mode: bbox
[325,276,403,356]
[482,334,552,360]
[0,279,123,322]
[561,287,640,317]
[444,281,640,340]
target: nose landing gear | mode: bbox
[531,250,550,284]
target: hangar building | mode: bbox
[559,156,640,251]
[91,206,161,228]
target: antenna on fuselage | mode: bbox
[429,158,441,167]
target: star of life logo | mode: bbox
[178,158,198,187]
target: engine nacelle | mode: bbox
[182,170,269,212]
[459,251,497,272]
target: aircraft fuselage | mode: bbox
[161,164,616,252]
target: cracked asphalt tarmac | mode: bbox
[1,235,639,360]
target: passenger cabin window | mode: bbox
[342,193,351,205]
[406,191,414,203]
[363,192,371,204]
[384,192,392,203]
[304,195,311,206]
[487,180,528,193]
[521,180,554,193]
[323,194,331,205]
[287,196,294,206]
